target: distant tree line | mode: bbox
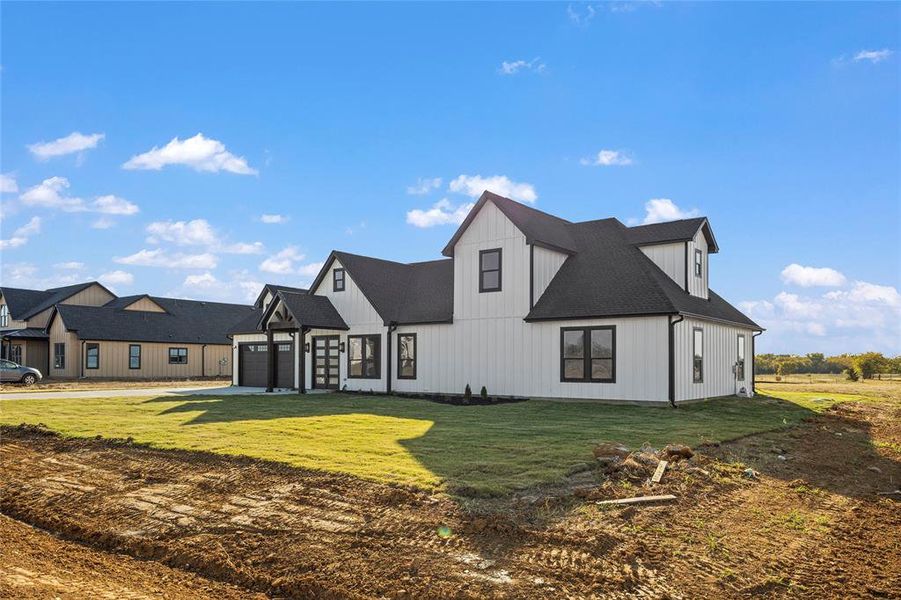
[755,352,901,380]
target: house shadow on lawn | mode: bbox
[138,392,899,503]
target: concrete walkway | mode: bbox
[0,386,297,400]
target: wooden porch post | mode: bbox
[266,326,275,393]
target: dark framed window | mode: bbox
[9,344,22,364]
[560,326,616,383]
[333,268,345,292]
[736,334,746,381]
[397,333,416,379]
[0,304,8,327]
[694,249,702,278]
[479,248,502,293]
[129,344,141,369]
[347,334,380,379]
[693,328,704,383]
[168,347,188,364]
[86,343,100,369]
[54,343,66,369]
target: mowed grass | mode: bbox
[0,387,883,496]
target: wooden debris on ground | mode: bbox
[596,494,677,507]
[651,460,668,484]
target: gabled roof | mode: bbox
[624,217,719,253]
[0,327,49,339]
[228,308,265,335]
[253,284,309,308]
[0,281,114,320]
[310,251,454,325]
[51,296,255,344]
[441,191,577,256]
[266,290,349,330]
[104,294,168,312]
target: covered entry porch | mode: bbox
[1,328,50,375]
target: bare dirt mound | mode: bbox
[1,399,898,599]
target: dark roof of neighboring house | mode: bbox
[0,282,111,320]
[0,327,49,339]
[312,251,454,325]
[273,291,349,330]
[254,284,309,308]
[442,191,578,256]
[228,307,265,335]
[51,297,255,344]
[104,294,164,311]
[624,217,719,253]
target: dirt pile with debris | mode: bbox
[2,399,899,599]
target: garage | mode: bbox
[239,342,294,388]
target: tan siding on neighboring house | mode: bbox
[81,341,231,378]
[48,315,81,378]
[123,297,167,312]
[27,284,115,328]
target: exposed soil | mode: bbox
[1,399,899,599]
[0,377,230,394]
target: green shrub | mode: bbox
[463,384,472,403]
[480,386,488,400]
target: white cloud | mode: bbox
[298,261,325,277]
[580,149,634,166]
[92,217,115,229]
[449,174,538,204]
[183,272,218,288]
[0,173,17,193]
[780,264,847,288]
[567,4,596,26]
[92,194,139,215]
[222,241,264,255]
[639,198,700,224]
[147,219,218,246]
[499,58,546,75]
[0,262,88,289]
[406,199,474,228]
[55,261,85,270]
[172,270,263,303]
[260,246,305,274]
[853,49,893,64]
[20,177,84,211]
[743,278,901,355]
[260,213,288,224]
[27,132,104,160]
[99,270,134,287]
[0,216,41,250]
[406,177,442,195]
[114,248,218,269]
[123,133,257,175]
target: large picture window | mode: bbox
[129,344,142,369]
[86,343,100,369]
[736,334,746,381]
[348,334,380,379]
[169,347,188,364]
[397,333,416,379]
[333,268,345,292]
[560,326,616,383]
[54,343,66,369]
[693,328,704,383]
[479,248,502,293]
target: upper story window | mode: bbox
[333,268,345,292]
[560,326,616,383]
[693,328,704,383]
[0,304,8,327]
[479,248,502,293]
[694,249,703,278]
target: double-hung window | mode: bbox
[693,328,704,383]
[333,268,345,292]
[479,249,502,292]
[169,347,188,364]
[348,334,380,378]
[736,334,745,381]
[397,333,416,379]
[694,249,703,278]
[54,343,66,369]
[560,326,616,383]
[129,344,142,369]
[0,304,8,327]
[86,343,100,369]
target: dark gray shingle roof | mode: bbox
[54,297,255,344]
[277,291,349,330]
[1,282,107,320]
[624,217,719,253]
[228,308,265,335]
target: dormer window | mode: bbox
[333,268,345,292]
[479,249,502,293]
[694,249,703,278]
[0,304,8,327]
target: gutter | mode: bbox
[386,322,397,394]
[752,330,763,396]
[668,315,684,408]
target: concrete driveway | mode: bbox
[0,386,296,400]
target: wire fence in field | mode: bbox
[756,372,901,383]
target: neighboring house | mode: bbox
[231,191,762,403]
[1,281,254,379]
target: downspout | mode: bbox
[201,344,207,378]
[386,322,397,394]
[752,331,763,396]
[668,315,684,408]
[265,326,275,393]
[298,326,308,394]
[80,340,85,378]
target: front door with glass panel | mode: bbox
[313,336,340,389]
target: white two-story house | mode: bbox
[230,191,761,404]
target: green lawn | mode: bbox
[0,390,862,497]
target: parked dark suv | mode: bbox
[0,359,42,385]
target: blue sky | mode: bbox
[1,2,898,355]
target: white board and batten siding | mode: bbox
[687,229,709,300]
[531,245,568,306]
[639,242,686,291]
[673,317,753,401]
